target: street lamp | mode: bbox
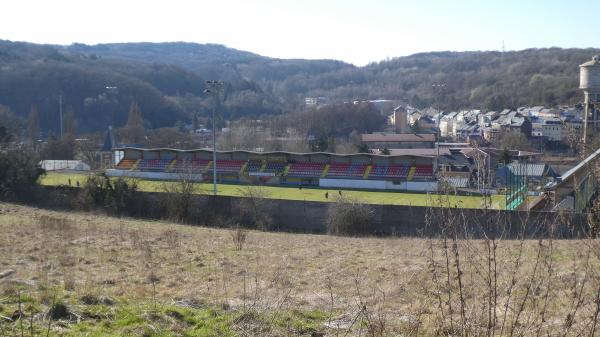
[204,80,224,196]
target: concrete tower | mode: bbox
[579,55,600,144]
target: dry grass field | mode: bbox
[0,202,599,336]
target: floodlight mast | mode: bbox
[204,80,224,196]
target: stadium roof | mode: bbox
[387,148,448,157]
[445,176,470,188]
[496,163,557,178]
[113,147,434,159]
[361,133,436,142]
[557,147,600,183]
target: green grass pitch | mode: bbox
[39,171,504,209]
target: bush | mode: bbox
[0,149,45,198]
[161,175,204,223]
[234,186,272,230]
[326,196,374,236]
[49,301,70,320]
[78,174,140,216]
[230,224,247,251]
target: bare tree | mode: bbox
[63,106,78,137]
[161,172,203,223]
[235,185,272,230]
[75,137,100,170]
[326,195,374,235]
[495,130,530,150]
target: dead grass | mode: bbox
[0,202,597,336]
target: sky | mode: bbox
[1,0,598,66]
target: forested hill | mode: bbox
[68,42,600,110]
[321,48,600,110]
[67,42,354,83]
[1,39,599,134]
[0,40,208,133]
[0,40,292,134]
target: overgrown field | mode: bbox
[0,203,599,336]
[39,171,504,209]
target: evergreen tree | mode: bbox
[122,102,145,144]
[357,143,370,153]
[27,105,40,143]
[64,106,78,136]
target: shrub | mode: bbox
[78,174,140,216]
[49,301,70,320]
[230,224,247,251]
[0,149,45,198]
[161,174,203,223]
[326,195,374,236]
[234,186,272,230]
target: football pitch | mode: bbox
[39,171,504,209]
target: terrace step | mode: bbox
[166,160,176,172]
[407,166,416,181]
[259,161,267,172]
[131,159,141,170]
[363,165,372,179]
[204,161,212,173]
[283,164,290,176]
[240,162,248,175]
[321,164,330,178]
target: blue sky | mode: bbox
[1,0,597,65]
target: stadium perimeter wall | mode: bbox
[319,178,438,192]
[27,186,588,238]
[106,169,203,181]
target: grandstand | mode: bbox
[107,148,438,192]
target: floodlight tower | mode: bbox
[579,55,600,144]
[204,80,224,196]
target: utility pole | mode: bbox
[204,80,224,196]
[59,95,63,139]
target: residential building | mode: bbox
[541,117,565,142]
[564,117,583,141]
[388,106,409,133]
[439,112,457,137]
[305,97,328,106]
